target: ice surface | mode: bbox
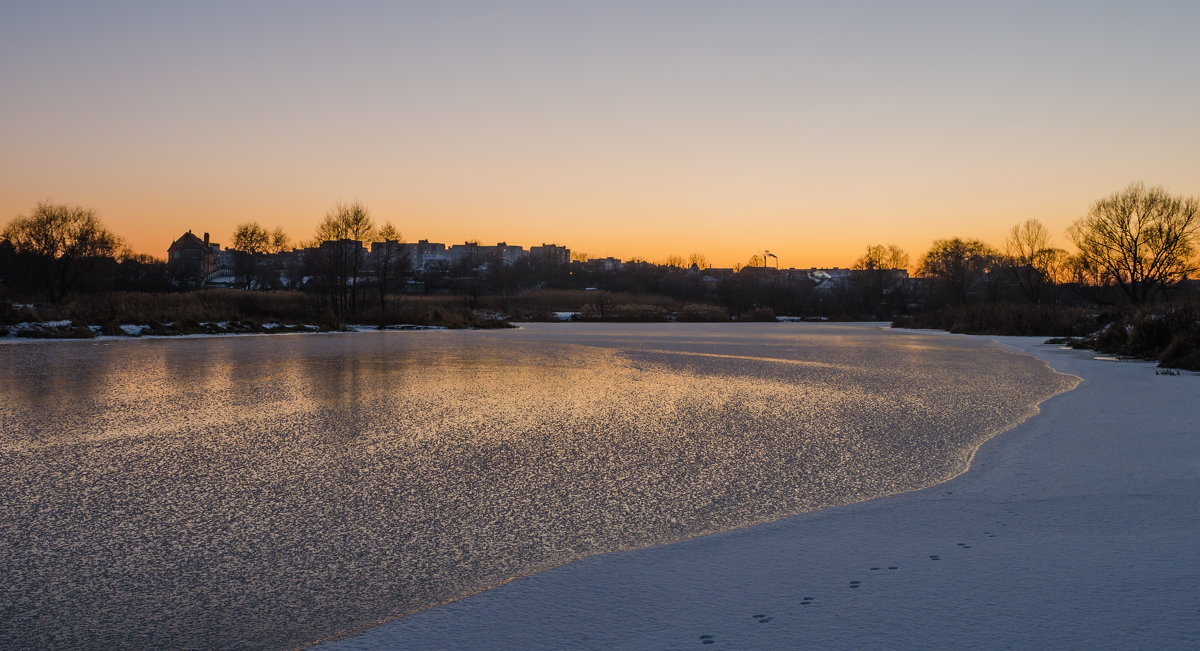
[326,336,1200,649]
[0,324,1070,649]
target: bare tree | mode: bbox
[1,201,123,301]
[232,222,270,289]
[853,244,909,272]
[373,222,407,325]
[232,223,270,253]
[1004,219,1064,303]
[852,244,910,315]
[916,238,998,305]
[311,201,376,317]
[262,227,293,289]
[268,227,289,254]
[1062,252,1109,302]
[229,223,292,290]
[1043,247,1072,286]
[687,253,710,270]
[1068,182,1199,304]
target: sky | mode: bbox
[2,1,1199,268]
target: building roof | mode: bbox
[168,231,206,251]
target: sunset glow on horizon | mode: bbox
[3,1,1199,268]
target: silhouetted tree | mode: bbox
[262,227,294,289]
[917,238,998,305]
[268,227,289,254]
[1,201,122,301]
[309,201,376,317]
[373,222,407,325]
[851,244,910,317]
[232,222,270,253]
[232,222,269,289]
[1069,182,1199,304]
[853,244,909,272]
[231,223,292,289]
[1004,219,1069,303]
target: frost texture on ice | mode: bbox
[0,324,1083,649]
[328,336,1200,650]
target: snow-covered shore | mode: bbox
[324,336,1200,649]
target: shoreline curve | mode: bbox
[318,333,1195,650]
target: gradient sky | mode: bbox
[3,1,1198,268]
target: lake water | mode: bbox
[0,323,1074,649]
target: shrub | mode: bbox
[1034,302,1200,370]
[1159,331,1200,371]
[609,303,670,322]
[739,307,778,322]
[892,304,1101,337]
[0,289,519,336]
[677,303,729,322]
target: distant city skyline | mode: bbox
[4,1,1199,267]
[167,226,869,271]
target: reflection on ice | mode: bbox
[0,323,1074,649]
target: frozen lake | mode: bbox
[0,323,1073,648]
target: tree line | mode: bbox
[912,182,1197,308]
[2,182,1197,323]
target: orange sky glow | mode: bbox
[3,2,1199,268]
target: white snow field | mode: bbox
[325,336,1200,649]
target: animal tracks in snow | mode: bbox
[694,529,1000,645]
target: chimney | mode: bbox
[203,232,210,246]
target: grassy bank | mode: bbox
[0,288,778,340]
[891,304,1104,337]
[481,289,775,322]
[893,302,1200,371]
[482,289,712,321]
[0,291,512,338]
[1052,304,1200,371]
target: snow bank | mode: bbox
[0,320,81,339]
[324,336,1200,649]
